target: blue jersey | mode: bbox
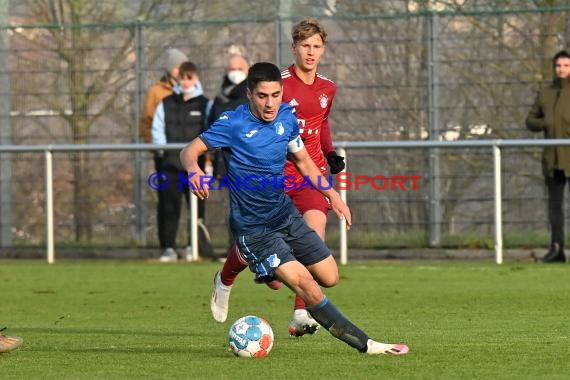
[200,102,301,234]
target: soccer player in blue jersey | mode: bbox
[179,62,409,355]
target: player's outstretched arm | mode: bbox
[180,138,210,200]
[290,147,351,229]
[320,120,345,174]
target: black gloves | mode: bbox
[325,151,345,174]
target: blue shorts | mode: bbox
[235,209,331,284]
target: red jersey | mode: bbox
[281,65,336,188]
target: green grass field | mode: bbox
[1,260,569,379]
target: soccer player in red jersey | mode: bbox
[211,18,346,336]
[279,18,346,336]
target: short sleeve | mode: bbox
[200,112,233,150]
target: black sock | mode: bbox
[306,296,369,352]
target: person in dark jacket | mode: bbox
[526,49,570,263]
[207,54,250,179]
[152,61,213,262]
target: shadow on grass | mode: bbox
[25,345,230,356]
[15,327,203,338]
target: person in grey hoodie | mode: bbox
[140,48,189,145]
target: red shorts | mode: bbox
[286,187,331,215]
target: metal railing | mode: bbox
[2,138,567,265]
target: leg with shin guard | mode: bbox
[306,296,369,352]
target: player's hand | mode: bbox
[328,191,352,230]
[186,165,210,200]
[325,151,345,174]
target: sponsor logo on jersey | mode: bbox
[245,129,258,138]
[289,98,299,107]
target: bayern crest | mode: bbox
[318,94,328,109]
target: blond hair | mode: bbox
[291,18,327,45]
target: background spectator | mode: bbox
[207,53,250,179]
[526,49,570,263]
[151,61,213,262]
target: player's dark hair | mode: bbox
[552,50,570,84]
[553,50,570,65]
[246,62,281,91]
[179,61,198,79]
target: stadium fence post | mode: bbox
[338,147,348,265]
[493,144,503,264]
[45,149,55,264]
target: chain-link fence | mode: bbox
[2,4,570,251]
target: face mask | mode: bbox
[172,83,182,94]
[182,85,196,95]
[227,70,247,85]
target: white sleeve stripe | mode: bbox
[316,73,335,84]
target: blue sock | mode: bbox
[306,296,369,352]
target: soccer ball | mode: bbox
[228,315,274,358]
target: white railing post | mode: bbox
[337,147,348,265]
[45,149,54,264]
[493,144,503,264]
[190,193,199,261]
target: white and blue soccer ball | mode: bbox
[228,315,274,358]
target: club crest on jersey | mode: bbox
[318,94,328,109]
[267,254,281,268]
[275,122,285,136]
